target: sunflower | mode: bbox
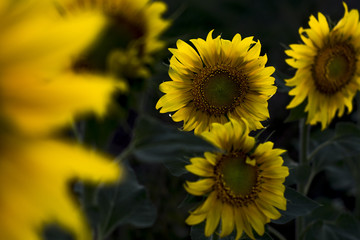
[285,3,360,129]
[156,30,277,135]
[184,118,288,239]
[0,135,121,240]
[61,0,170,79]
[0,1,122,136]
[0,1,122,239]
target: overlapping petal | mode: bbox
[0,136,121,240]
[0,2,123,240]
[184,119,288,239]
[157,30,276,134]
[285,3,360,129]
[60,0,170,79]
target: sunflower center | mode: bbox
[192,65,248,116]
[214,152,261,207]
[312,43,356,95]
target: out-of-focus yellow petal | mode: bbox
[0,10,107,75]
[1,73,118,135]
[0,136,122,240]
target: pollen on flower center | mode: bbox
[192,65,249,116]
[214,152,262,207]
[312,42,356,94]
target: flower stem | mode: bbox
[355,176,360,218]
[354,93,360,217]
[299,119,310,170]
[296,118,310,240]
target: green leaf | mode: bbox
[325,163,355,192]
[333,122,360,139]
[273,187,320,224]
[81,105,128,150]
[293,164,312,186]
[282,152,313,187]
[123,198,157,228]
[332,213,360,240]
[302,220,338,240]
[302,213,360,240]
[131,115,215,175]
[301,198,360,240]
[282,153,298,186]
[309,122,360,171]
[284,100,307,123]
[95,162,157,238]
[305,198,343,223]
[163,157,190,177]
[178,194,199,209]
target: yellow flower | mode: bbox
[61,0,170,79]
[0,135,121,240]
[285,3,360,129]
[0,1,121,136]
[0,1,123,239]
[156,30,277,135]
[184,118,288,239]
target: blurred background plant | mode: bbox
[5,0,360,239]
[49,0,360,239]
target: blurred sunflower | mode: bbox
[0,135,121,240]
[0,1,122,239]
[0,1,123,135]
[184,118,288,239]
[285,3,360,129]
[156,30,277,135]
[62,0,170,79]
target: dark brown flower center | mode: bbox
[192,65,249,116]
[312,42,356,95]
[213,152,262,207]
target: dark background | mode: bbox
[161,0,360,149]
[111,1,360,239]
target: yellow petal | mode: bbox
[234,208,244,240]
[184,178,215,196]
[193,191,218,214]
[204,152,218,165]
[205,200,222,237]
[255,199,281,220]
[185,157,214,177]
[175,39,203,69]
[2,72,118,136]
[185,211,207,225]
[237,208,255,239]
[243,205,266,236]
[156,92,193,113]
[220,204,235,237]
[0,136,121,240]
[1,10,107,74]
